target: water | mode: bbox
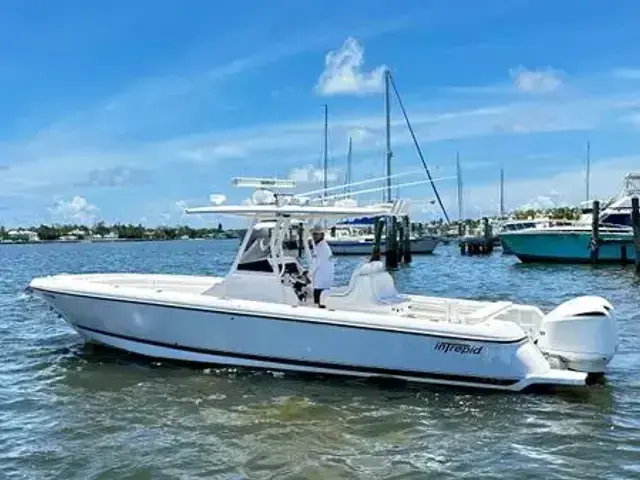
[1,240,639,479]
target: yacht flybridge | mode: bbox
[27,178,619,392]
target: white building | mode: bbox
[7,230,40,242]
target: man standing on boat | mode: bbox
[309,225,334,308]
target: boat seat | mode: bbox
[321,261,409,312]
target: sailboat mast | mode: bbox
[456,151,463,221]
[500,166,505,217]
[323,104,328,205]
[385,69,393,203]
[585,141,591,202]
[346,137,352,198]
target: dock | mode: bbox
[459,217,494,255]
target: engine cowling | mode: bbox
[538,295,618,374]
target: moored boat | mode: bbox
[501,173,640,263]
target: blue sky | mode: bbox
[2,0,640,227]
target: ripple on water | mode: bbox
[0,241,639,479]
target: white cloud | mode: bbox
[509,66,563,94]
[437,155,640,220]
[517,195,563,211]
[49,196,99,224]
[288,164,340,183]
[622,111,640,129]
[209,194,226,205]
[315,37,387,96]
[179,144,247,162]
[348,127,377,145]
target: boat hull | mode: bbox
[30,286,586,392]
[329,236,439,256]
[502,231,635,263]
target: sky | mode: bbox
[2,0,640,227]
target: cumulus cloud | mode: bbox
[517,195,565,211]
[179,144,246,162]
[76,166,152,187]
[315,37,387,96]
[509,66,563,93]
[348,127,377,145]
[209,194,226,205]
[49,196,99,223]
[288,165,340,183]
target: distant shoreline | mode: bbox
[0,237,240,246]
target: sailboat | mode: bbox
[322,72,441,255]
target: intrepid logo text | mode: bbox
[434,341,483,355]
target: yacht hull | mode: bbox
[29,284,587,392]
[502,231,635,263]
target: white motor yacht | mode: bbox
[27,179,619,392]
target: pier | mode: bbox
[590,197,640,269]
[459,217,494,255]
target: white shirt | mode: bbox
[311,238,335,290]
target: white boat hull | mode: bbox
[28,274,596,392]
[329,236,439,256]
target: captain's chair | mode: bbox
[320,261,408,312]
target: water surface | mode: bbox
[1,240,638,479]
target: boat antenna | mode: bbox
[345,137,353,198]
[456,151,463,221]
[385,69,393,203]
[585,141,591,202]
[500,166,505,217]
[323,104,329,206]
[388,72,451,223]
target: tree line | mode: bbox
[0,221,239,242]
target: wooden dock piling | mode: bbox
[590,200,600,264]
[459,218,493,255]
[385,217,399,269]
[370,218,384,262]
[403,216,412,264]
[482,217,493,253]
[632,197,640,272]
[397,221,405,263]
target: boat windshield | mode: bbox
[237,225,274,272]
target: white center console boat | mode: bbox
[27,178,619,392]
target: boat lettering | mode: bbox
[434,341,483,355]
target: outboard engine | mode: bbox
[538,296,618,378]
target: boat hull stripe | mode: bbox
[74,324,520,387]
